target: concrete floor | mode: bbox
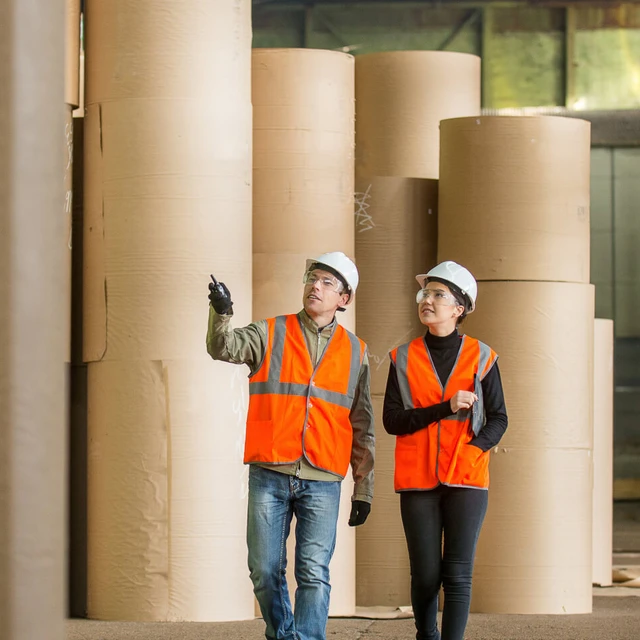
[67,501,640,640]
[65,598,640,640]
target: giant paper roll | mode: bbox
[87,360,251,620]
[438,116,591,283]
[471,448,593,614]
[356,397,410,607]
[1,2,67,637]
[465,282,595,450]
[463,281,594,614]
[84,0,254,621]
[252,48,356,330]
[252,47,357,616]
[355,176,438,395]
[592,319,614,587]
[64,105,74,361]
[65,0,80,107]
[355,51,481,179]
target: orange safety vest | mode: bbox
[245,314,366,478]
[389,335,498,491]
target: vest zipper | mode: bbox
[425,336,465,486]
[301,325,332,465]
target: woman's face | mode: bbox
[416,282,464,330]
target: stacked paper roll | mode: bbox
[355,51,481,180]
[356,398,411,606]
[355,176,438,395]
[252,47,356,616]
[354,51,481,608]
[65,0,80,109]
[592,319,614,587]
[463,282,594,613]
[83,1,254,621]
[438,116,591,283]
[63,104,74,360]
[439,116,594,614]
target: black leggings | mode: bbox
[400,485,488,640]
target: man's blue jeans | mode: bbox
[247,465,341,640]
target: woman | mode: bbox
[383,260,508,640]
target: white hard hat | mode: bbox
[415,261,477,312]
[305,251,359,304]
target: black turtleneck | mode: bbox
[382,329,508,451]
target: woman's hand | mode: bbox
[449,390,478,413]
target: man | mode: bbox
[206,251,375,640]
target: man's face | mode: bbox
[302,269,349,317]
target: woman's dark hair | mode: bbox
[427,277,470,324]
[451,289,468,325]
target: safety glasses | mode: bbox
[416,288,460,306]
[303,271,344,294]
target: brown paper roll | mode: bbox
[252,48,355,324]
[84,0,254,622]
[462,281,594,614]
[65,0,80,107]
[73,49,85,117]
[438,116,591,283]
[64,105,74,361]
[252,48,357,615]
[592,319,614,587]
[355,51,481,179]
[87,359,254,621]
[356,397,410,607]
[355,176,438,395]
[463,281,595,450]
[471,448,593,614]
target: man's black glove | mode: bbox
[348,500,371,527]
[208,274,233,315]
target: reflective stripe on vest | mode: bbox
[390,335,498,491]
[245,314,365,476]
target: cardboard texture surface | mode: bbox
[354,176,438,395]
[471,448,593,614]
[438,116,591,283]
[85,3,251,106]
[83,100,252,362]
[464,282,595,450]
[0,2,67,636]
[355,51,481,180]
[356,397,411,607]
[65,0,80,107]
[83,0,254,622]
[73,49,85,117]
[87,359,254,621]
[64,105,74,361]
[251,48,357,616]
[252,49,355,320]
[462,282,594,614]
[592,319,614,587]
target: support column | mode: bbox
[0,1,67,639]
